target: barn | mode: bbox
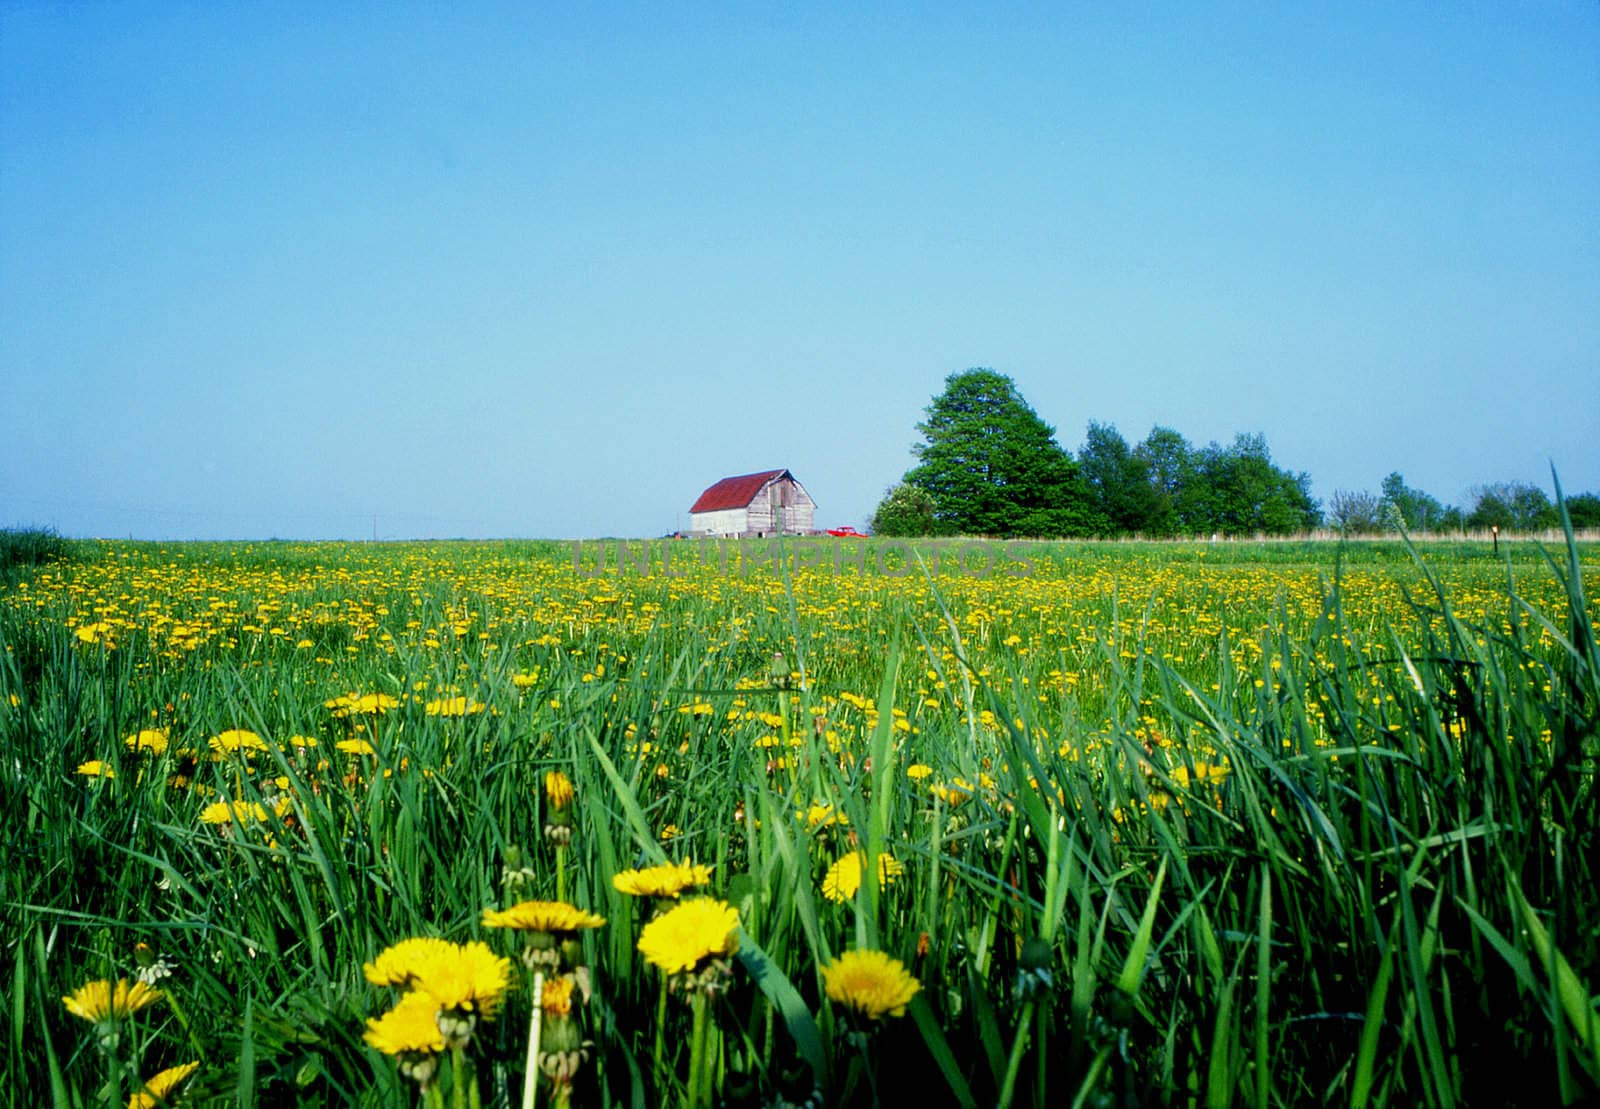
[687,469,816,538]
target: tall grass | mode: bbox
[0,532,1594,1106]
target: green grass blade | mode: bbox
[733,930,827,1091]
[909,993,979,1109]
[1116,855,1167,996]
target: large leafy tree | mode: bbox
[903,368,1097,537]
[1564,492,1600,529]
[1080,421,1161,536]
[1188,434,1320,536]
[1132,425,1191,537]
[1467,482,1557,530]
[869,482,938,537]
[1379,472,1446,531]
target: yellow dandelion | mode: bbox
[62,978,163,1022]
[821,851,905,903]
[930,778,977,806]
[1173,761,1231,788]
[208,729,268,755]
[481,900,607,934]
[540,974,576,1017]
[197,800,270,825]
[326,692,398,718]
[127,1061,199,1109]
[801,803,849,829]
[424,696,484,717]
[822,949,921,1020]
[544,770,575,811]
[363,937,459,987]
[336,738,376,756]
[363,990,446,1056]
[636,897,740,974]
[905,764,934,781]
[123,728,170,756]
[405,941,510,1014]
[611,860,713,900]
[76,760,115,779]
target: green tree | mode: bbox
[1193,434,1320,536]
[1563,492,1600,529]
[1467,482,1557,530]
[1379,472,1445,531]
[1133,426,1193,536]
[903,368,1097,537]
[1079,421,1161,536]
[869,483,938,537]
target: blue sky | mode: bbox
[3,3,1596,539]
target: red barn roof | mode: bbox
[690,469,791,513]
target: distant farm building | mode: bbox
[687,469,816,538]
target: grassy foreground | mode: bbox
[2,531,1597,1107]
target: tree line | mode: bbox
[871,368,1599,538]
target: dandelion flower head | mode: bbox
[424,696,485,717]
[636,897,740,974]
[544,770,575,810]
[62,978,163,1022]
[540,974,576,1017]
[822,949,921,1020]
[363,937,460,987]
[128,1061,200,1109]
[198,800,272,826]
[822,850,905,903]
[403,941,510,1014]
[481,900,606,934]
[326,692,398,718]
[208,729,268,755]
[611,860,713,900]
[363,990,447,1056]
[124,728,170,756]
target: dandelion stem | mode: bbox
[686,991,710,1109]
[652,973,668,1095]
[1034,1002,1048,1107]
[451,1044,467,1109]
[997,999,1036,1108]
[523,970,544,1109]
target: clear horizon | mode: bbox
[4,4,1597,541]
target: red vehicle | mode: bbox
[825,526,867,538]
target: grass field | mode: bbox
[3,531,1597,1107]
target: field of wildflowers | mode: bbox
[2,530,1596,1107]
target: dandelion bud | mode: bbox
[518,940,563,966]
[538,1047,589,1084]
[434,1007,477,1050]
[1106,989,1137,1028]
[1015,936,1054,1000]
[399,1053,439,1087]
[1019,936,1052,972]
[543,1010,583,1054]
